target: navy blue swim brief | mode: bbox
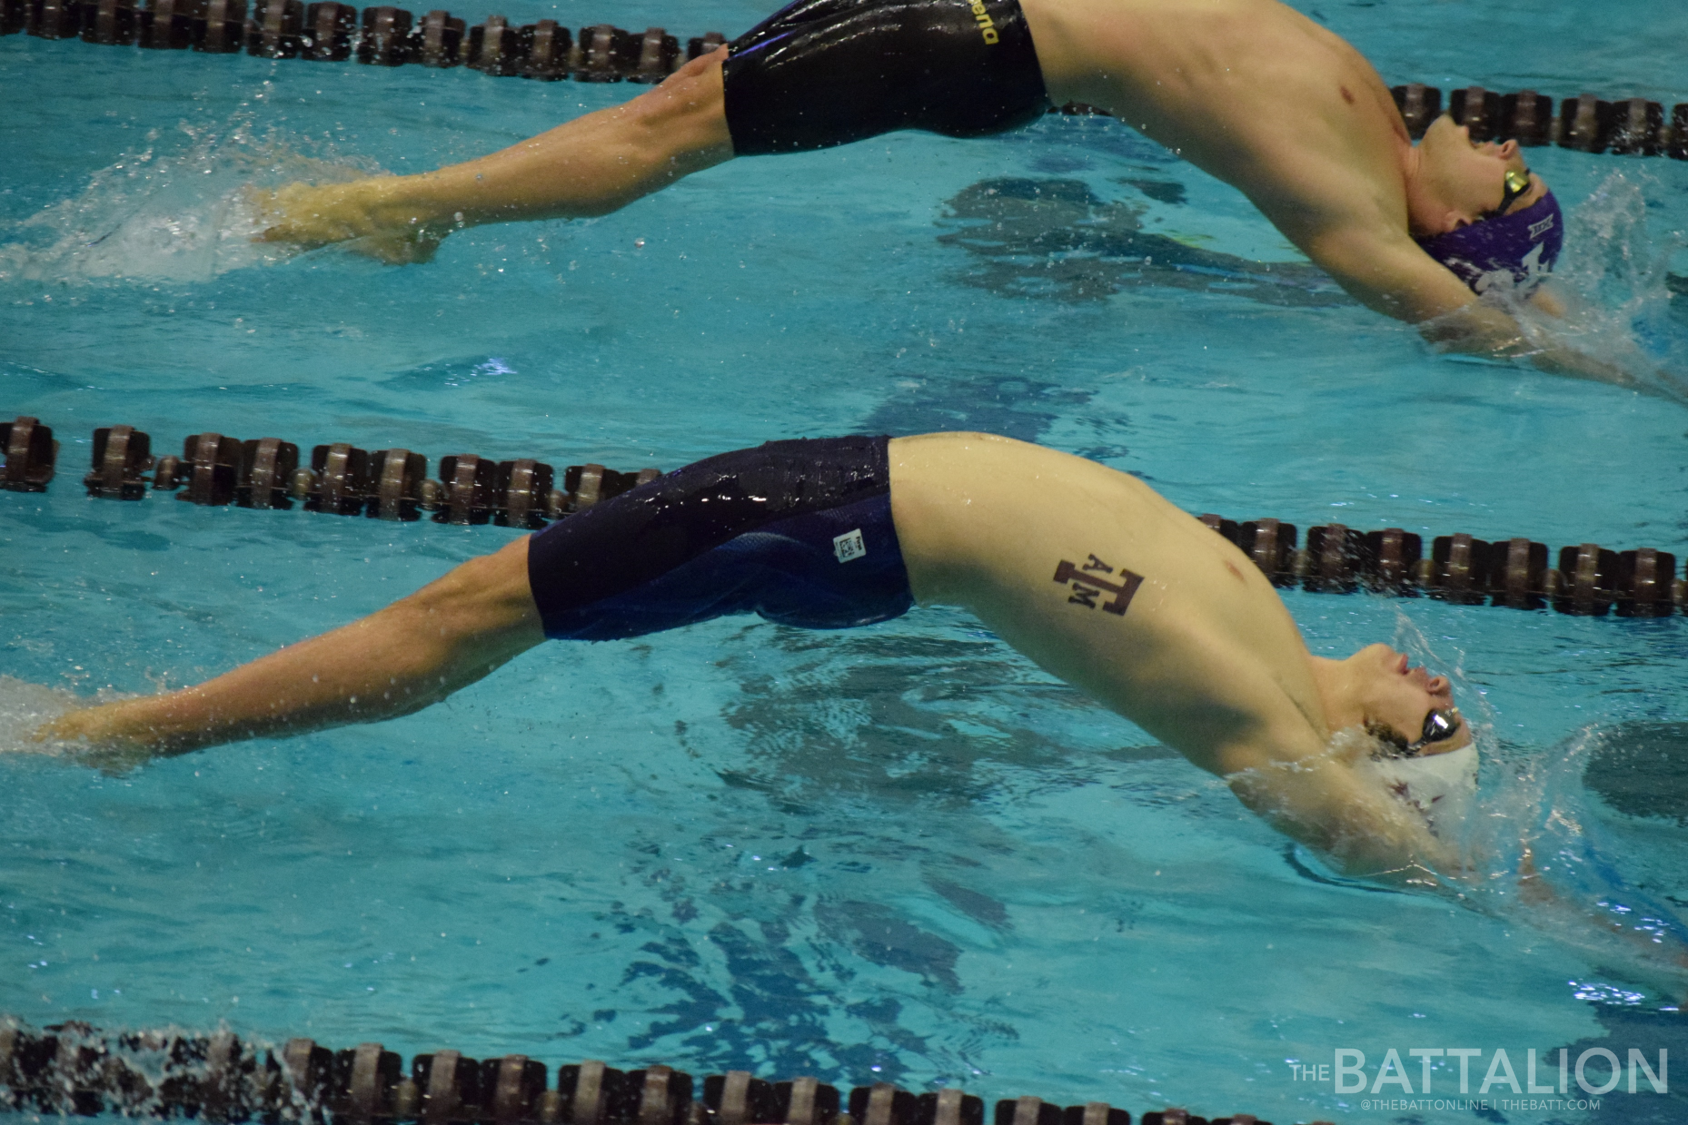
[526,436,914,641]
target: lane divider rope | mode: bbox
[2,415,1680,619]
[0,1019,1290,1125]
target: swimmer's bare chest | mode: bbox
[887,434,1328,773]
[1020,0,1409,232]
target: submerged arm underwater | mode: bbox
[1414,285,1688,399]
[1508,848,1688,1002]
[1419,735,1688,1000]
[1305,217,1676,392]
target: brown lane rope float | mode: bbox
[6,416,660,526]
[0,414,1681,619]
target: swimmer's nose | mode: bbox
[1427,674,1448,693]
[1499,139,1519,159]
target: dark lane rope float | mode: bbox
[1,414,1682,619]
[1,0,1685,159]
[0,1020,1300,1125]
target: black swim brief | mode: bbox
[722,0,1050,155]
[526,436,914,641]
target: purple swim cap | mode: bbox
[1417,191,1563,293]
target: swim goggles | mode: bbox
[1407,706,1463,754]
[1487,168,1532,219]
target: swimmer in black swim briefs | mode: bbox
[256,0,1623,380]
[36,432,1475,883]
[718,0,1049,154]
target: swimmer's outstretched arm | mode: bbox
[34,537,543,758]
[257,51,734,263]
[1219,736,1463,886]
[1417,299,1675,392]
[1309,223,1668,390]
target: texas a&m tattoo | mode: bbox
[1053,553,1145,616]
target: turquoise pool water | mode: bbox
[5,3,1688,1122]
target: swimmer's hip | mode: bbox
[720,0,1051,155]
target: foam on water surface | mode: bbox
[0,117,384,284]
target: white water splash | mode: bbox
[0,114,381,285]
[1476,170,1688,401]
[0,675,137,759]
[0,674,90,755]
[1442,709,1688,999]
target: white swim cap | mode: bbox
[1362,743,1478,835]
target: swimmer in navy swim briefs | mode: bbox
[39,432,1479,883]
[525,437,915,640]
[257,0,1624,382]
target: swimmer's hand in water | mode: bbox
[27,703,159,771]
[32,706,107,747]
[253,180,444,265]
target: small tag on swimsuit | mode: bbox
[833,529,867,563]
